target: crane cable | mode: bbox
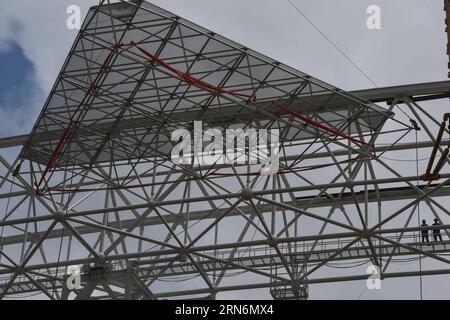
[286,0,378,88]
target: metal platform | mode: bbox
[1,229,449,299]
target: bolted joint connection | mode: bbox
[178,247,189,262]
[147,200,157,211]
[14,265,26,275]
[268,237,278,248]
[240,189,254,201]
[95,252,106,266]
[360,230,373,239]
[52,208,66,222]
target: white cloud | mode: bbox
[0,0,100,92]
[0,0,100,136]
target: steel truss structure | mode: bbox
[0,0,450,300]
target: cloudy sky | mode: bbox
[0,0,448,299]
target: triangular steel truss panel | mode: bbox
[20,0,392,172]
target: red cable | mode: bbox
[280,106,369,147]
[130,41,256,102]
[36,41,374,194]
[129,42,368,149]
[47,155,368,193]
[34,47,118,195]
[130,41,371,147]
[208,155,365,177]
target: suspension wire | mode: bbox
[356,286,367,300]
[285,0,420,152]
[415,128,423,300]
[286,0,378,88]
[395,103,414,121]
[325,259,371,269]
[379,155,430,162]
[47,155,368,192]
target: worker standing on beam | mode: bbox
[432,218,443,242]
[421,220,430,243]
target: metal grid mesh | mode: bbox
[21,1,391,168]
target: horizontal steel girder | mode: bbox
[0,183,449,247]
[1,231,449,298]
[0,80,448,150]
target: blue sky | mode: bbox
[0,39,42,138]
[0,42,35,111]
